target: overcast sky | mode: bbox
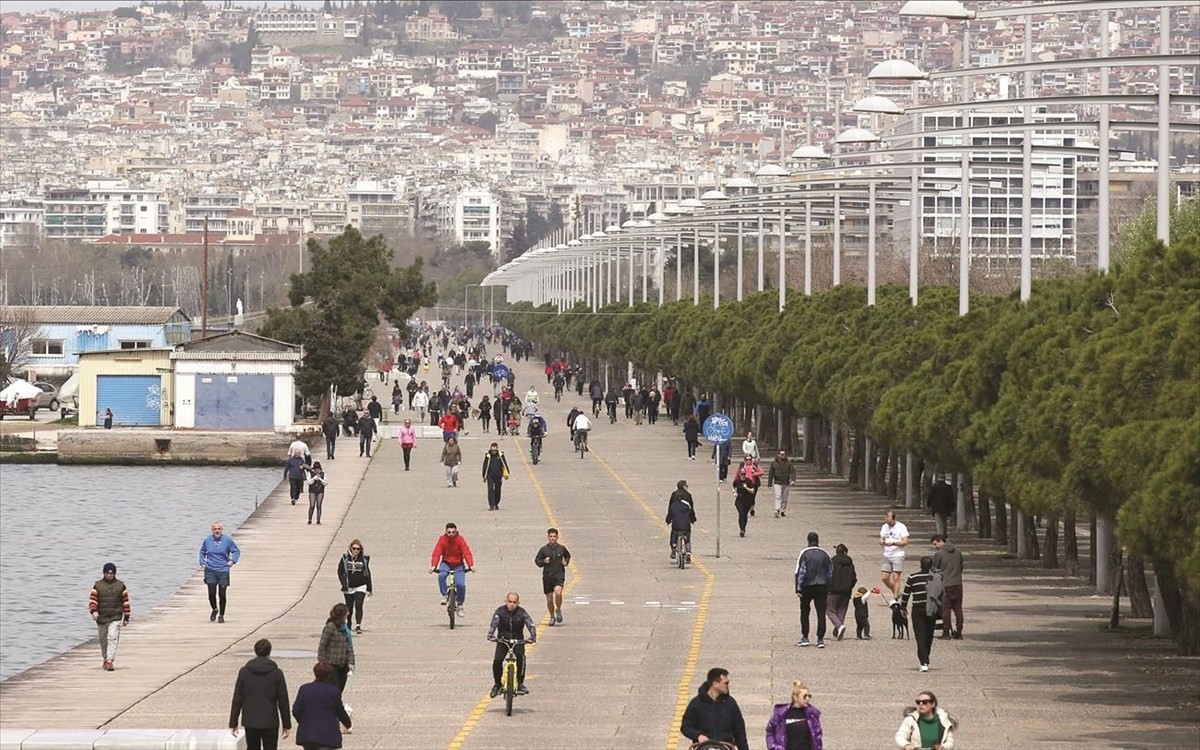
[3,0,328,12]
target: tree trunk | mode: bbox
[849,432,864,487]
[1125,553,1155,619]
[1008,508,1019,555]
[994,492,1008,548]
[1089,514,1098,588]
[1155,564,1200,656]
[1024,514,1041,560]
[1063,508,1079,577]
[886,449,899,503]
[1043,513,1060,568]
[961,474,977,532]
[977,488,992,539]
[814,419,829,472]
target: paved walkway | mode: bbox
[2,355,1196,749]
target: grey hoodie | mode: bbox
[932,542,963,587]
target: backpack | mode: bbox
[925,571,945,620]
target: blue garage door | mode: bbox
[194,374,274,430]
[96,375,162,426]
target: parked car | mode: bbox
[31,382,59,412]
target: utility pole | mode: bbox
[201,216,209,338]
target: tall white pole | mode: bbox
[713,222,721,309]
[736,221,744,301]
[1021,15,1033,302]
[868,180,877,306]
[959,24,971,316]
[910,81,920,306]
[692,227,700,305]
[756,214,765,291]
[657,238,665,307]
[1098,8,1111,271]
[641,239,648,303]
[676,231,683,302]
[1156,6,1171,245]
[804,200,812,296]
[627,242,634,308]
[777,207,786,311]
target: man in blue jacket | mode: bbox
[794,531,833,648]
[200,521,241,623]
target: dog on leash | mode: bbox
[891,602,909,639]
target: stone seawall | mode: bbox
[57,430,317,466]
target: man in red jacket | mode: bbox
[439,411,459,442]
[430,522,475,615]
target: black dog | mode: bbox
[891,602,909,639]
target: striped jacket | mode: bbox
[89,579,131,626]
[899,571,931,614]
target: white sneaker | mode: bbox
[919,664,929,672]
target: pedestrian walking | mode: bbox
[926,477,955,538]
[535,527,571,626]
[292,661,352,749]
[305,462,327,525]
[680,668,750,750]
[357,409,376,457]
[441,435,462,487]
[200,521,240,623]
[826,544,857,641]
[102,408,114,429]
[478,395,492,433]
[320,413,338,460]
[398,418,417,471]
[88,562,130,671]
[391,383,404,415]
[733,466,760,538]
[768,449,795,517]
[794,531,833,648]
[741,432,759,461]
[316,603,355,692]
[338,541,372,634]
[898,556,938,672]
[895,691,957,750]
[683,415,701,460]
[765,680,824,750]
[412,388,429,424]
[879,511,910,600]
[285,448,307,506]
[713,440,732,482]
[931,535,965,639]
[481,442,510,510]
[229,638,291,750]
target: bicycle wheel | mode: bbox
[504,662,516,716]
[447,585,456,629]
[678,537,686,570]
[532,441,540,464]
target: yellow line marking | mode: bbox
[590,449,716,750]
[446,439,581,750]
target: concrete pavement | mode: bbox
[2,354,1196,749]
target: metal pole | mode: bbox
[756,214,765,292]
[715,439,722,558]
[1099,8,1111,271]
[658,238,665,307]
[641,240,648,304]
[777,207,786,311]
[692,228,700,305]
[804,200,812,296]
[1156,6,1171,245]
[201,216,209,337]
[1021,15,1033,301]
[959,24,971,316]
[868,181,877,306]
[910,80,920,307]
[713,222,720,309]
[627,243,634,308]
[676,231,683,302]
[736,221,744,301]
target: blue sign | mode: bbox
[492,364,511,381]
[702,413,734,443]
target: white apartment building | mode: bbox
[87,180,169,236]
[892,110,1080,268]
[346,181,414,239]
[0,197,44,248]
[454,189,501,253]
[185,189,243,234]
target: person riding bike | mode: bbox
[566,406,582,441]
[525,386,540,406]
[572,411,592,452]
[487,592,537,698]
[429,522,475,615]
[604,387,620,424]
[666,480,697,562]
[527,413,547,455]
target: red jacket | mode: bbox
[439,413,459,432]
[431,534,474,568]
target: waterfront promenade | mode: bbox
[2,357,1196,749]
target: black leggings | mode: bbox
[492,642,526,685]
[207,583,227,615]
[912,611,936,666]
[735,497,753,532]
[344,591,366,625]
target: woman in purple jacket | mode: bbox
[292,661,351,750]
[765,680,823,750]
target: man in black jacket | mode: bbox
[665,480,697,560]
[794,532,834,648]
[926,477,956,537]
[680,667,749,750]
[230,638,291,750]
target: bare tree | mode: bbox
[0,306,47,382]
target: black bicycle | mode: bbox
[530,433,543,464]
[574,428,588,458]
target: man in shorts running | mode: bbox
[535,528,571,625]
[879,510,910,600]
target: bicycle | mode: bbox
[574,429,588,458]
[530,433,542,465]
[434,566,469,629]
[494,637,530,716]
[553,386,563,402]
[675,531,689,570]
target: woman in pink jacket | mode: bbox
[398,419,417,471]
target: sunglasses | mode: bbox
[350,546,361,551]
[800,693,812,700]
[915,699,934,705]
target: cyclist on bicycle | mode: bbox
[429,523,475,615]
[680,667,750,750]
[487,592,537,698]
[571,410,591,452]
[527,412,546,454]
[524,386,539,406]
[604,387,620,424]
[566,406,582,442]
[666,480,697,562]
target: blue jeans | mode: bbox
[438,563,467,605]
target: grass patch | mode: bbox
[1094,621,1158,638]
[53,415,78,426]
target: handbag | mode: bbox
[501,461,510,480]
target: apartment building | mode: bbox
[346,181,415,240]
[184,189,243,233]
[41,188,109,241]
[454,188,501,253]
[253,9,360,42]
[0,197,44,248]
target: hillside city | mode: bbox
[0,0,1197,310]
